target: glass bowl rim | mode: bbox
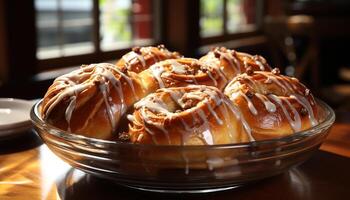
[30,98,335,150]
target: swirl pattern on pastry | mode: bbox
[116,45,181,73]
[200,47,271,79]
[138,57,230,92]
[224,68,318,140]
[40,45,320,144]
[128,85,251,145]
[41,63,145,139]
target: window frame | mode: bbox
[36,0,161,71]
[200,0,264,46]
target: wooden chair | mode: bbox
[264,15,319,89]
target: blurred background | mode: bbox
[0,0,350,112]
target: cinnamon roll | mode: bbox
[224,68,318,140]
[41,63,145,139]
[128,85,251,145]
[116,45,181,73]
[138,57,230,93]
[199,47,271,80]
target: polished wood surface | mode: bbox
[0,112,349,200]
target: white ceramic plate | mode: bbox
[0,98,37,137]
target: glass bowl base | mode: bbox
[124,185,241,193]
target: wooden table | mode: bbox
[1,112,350,200]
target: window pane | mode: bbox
[35,0,60,58]
[61,0,94,56]
[227,0,256,33]
[200,0,224,37]
[35,0,94,59]
[100,0,153,51]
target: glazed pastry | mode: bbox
[128,85,251,145]
[224,68,318,140]
[116,45,181,73]
[199,47,272,80]
[40,45,319,143]
[137,57,231,93]
[41,63,145,139]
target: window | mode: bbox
[100,0,153,51]
[35,0,94,59]
[200,0,259,38]
[200,0,224,37]
[35,0,155,67]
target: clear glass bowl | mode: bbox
[30,99,335,193]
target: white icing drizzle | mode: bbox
[282,97,301,131]
[169,60,187,74]
[99,82,116,131]
[65,96,76,131]
[257,71,301,95]
[255,93,276,113]
[206,70,218,86]
[279,76,295,92]
[127,114,135,122]
[254,59,265,71]
[216,66,228,83]
[269,94,300,132]
[239,53,266,71]
[44,63,136,133]
[241,74,259,90]
[135,96,170,114]
[111,66,138,99]
[201,129,214,145]
[132,86,229,145]
[290,94,318,126]
[218,51,241,73]
[45,83,89,120]
[202,88,222,106]
[218,100,235,142]
[223,99,255,141]
[180,117,191,132]
[203,59,229,84]
[197,109,214,145]
[162,88,186,108]
[224,70,316,138]
[205,101,223,125]
[150,64,165,88]
[239,91,258,115]
[256,72,289,92]
[123,51,146,70]
[282,76,299,91]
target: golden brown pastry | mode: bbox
[116,45,181,73]
[224,68,318,140]
[40,45,319,144]
[199,47,272,79]
[137,57,235,95]
[41,46,180,139]
[41,63,145,139]
[128,85,251,145]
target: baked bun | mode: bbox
[138,57,230,92]
[41,63,145,139]
[199,47,271,78]
[116,45,181,73]
[128,85,251,145]
[224,68,318,140]
[40,45,320,144]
